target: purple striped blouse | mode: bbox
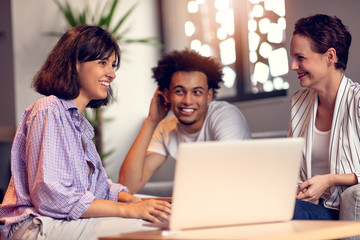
[0,96,127,238]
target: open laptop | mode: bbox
[144,137,304,232]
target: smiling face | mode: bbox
[290,34,331,90]
[74,53,116,112]
[164,71,213,133]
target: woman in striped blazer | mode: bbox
[288,14,360,222]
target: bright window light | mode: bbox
[219,38,236,65]
[259,42,272,59]
[283,81,290,89]
[188,1,199,13]
[273,77,284,90]
[222,9,234,35]
[248,19,257,32]
[258,18,270,34]
[216,11,225,24]
[264,0,285,17]
[185,21,196,37]
[251,74,257,86]
[180,0,289,99]
[268,47,289,77]
[215,0,229,11]
[267,23,283,44]
[249,51,258,63]
[200,44,211,57]
[252,87,259,93]
[223,66,237,88]
[263,80,274,92]
[253,62,269,84]
[190,39,202,51]
[253,5,264,18]
[278,17,286,30]
[217,28,227,40]
[248,32,260,51]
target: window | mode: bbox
[159,0,289,102]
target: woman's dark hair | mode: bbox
[152,49,223,98]
[293,14,352,71]
[33,25,120,108]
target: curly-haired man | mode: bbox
[119,49,251,194]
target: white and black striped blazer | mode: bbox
[288,75,360,209]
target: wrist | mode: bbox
[145,117,160,128]
[327,174,336,187]
[116,202,129,218]
[118,191,133,202]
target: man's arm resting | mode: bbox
[119,143,166,194]
[119,90,170,194]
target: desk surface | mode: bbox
[99,220,360,240]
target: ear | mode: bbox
[76,61,81,73]
[163,88,170,103]
[207,88,214,103]
[326,48,337,66]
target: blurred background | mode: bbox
[1,0,359,200]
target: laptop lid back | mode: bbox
[169,138,304,230]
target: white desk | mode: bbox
[99,220,360,240]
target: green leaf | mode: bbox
[125,37,163,48]
[44,31,63,37]
[103,0,119,29]
[111,2,139,34]
[101,149,116,160]
[64,2,78,27]
[78,7,87,25]
[97,0,113,27]
[103,117,115,123]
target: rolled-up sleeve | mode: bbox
[67,191,95,220]
[107,179,129,201]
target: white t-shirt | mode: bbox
[311,126,331,200]
[147,101,251,160]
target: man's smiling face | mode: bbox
[164,71,213,134]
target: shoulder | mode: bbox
[21,96,69,124]
[207,100,241,115]
[206,101,248,127]
[290,88,317,108]
[346,77,360,95]
[157,115,179,132]
[204,101,251,139]
[291,88,314,101]
[342,76,360,113]
[26,95,64,114]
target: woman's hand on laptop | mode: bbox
[123,199,172,223]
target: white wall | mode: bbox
[11,0,160,181]
[10,0,360,182]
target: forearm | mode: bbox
[119,118,158,193]
[81,198,126,218]
[328,173,358,187]
[82,197,172,223]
